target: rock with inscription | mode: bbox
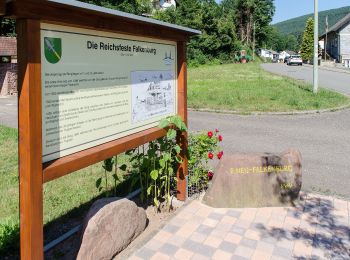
[203,149,302,208]
[77,198,147,260]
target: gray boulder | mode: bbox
[77,198,147,260]
[203,149,302,208]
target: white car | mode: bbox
[287,55,303,66]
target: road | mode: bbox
[1,96,350,199]
[0,96,17,128]
[188,110,350,200]
[261,63,350,96]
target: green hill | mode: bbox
[274,6,350,37]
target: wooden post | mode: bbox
[17,19,44,260]
[176,41,188,201]
[0,0,5,16]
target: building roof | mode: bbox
[0,37,17,56]
[320,12,350,38]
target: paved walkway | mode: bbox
[129,194,350,260]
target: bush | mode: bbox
[0,222,19,255]
[188,130,223,187]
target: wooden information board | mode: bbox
[4,0,200,258]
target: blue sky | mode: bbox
[216,0,350,24]
[272,0,350,24]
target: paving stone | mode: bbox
[208,212,224,221]
[158,243,178,256]
[273,246,293,258]
[203,235,222,248]
[189,231,207,243]
[212,249,232,260]
[182,239,215,257]
[224,232,242,244]
[196,224,214,235]
[144,239,163,251]
[191,253,210,260]
[219,240,237,253]
[174,248,193,260]
[162,224,180,234]
[231,226,246,235]
[234,245,254,258]
[135,247,156,259]
[230,255,249,260]
[256,241,275,254]
[227,210,242,218]
[167,234,186,247]
[251,249,272,260]
[240,238,258,249]
[150,252,170,260]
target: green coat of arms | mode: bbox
[44,37,62,64]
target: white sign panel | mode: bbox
[41,23,177,162]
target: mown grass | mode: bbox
[188,62,350,112]
[0,125,132,257]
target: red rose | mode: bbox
[208,152,214,159]
[217,151,224,159]
[215,129,219,133]
[208,131,213,138]
[208,171,214,180]
[218,135,223,142]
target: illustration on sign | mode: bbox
[131,70,175,123]
[163,51,174,65]
[44,37,62,64]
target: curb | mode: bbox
[304,64,350,75]
[188,103,350,116]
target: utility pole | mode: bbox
[325,15,328,61]
[313,0,319,93]
[253,21,256,61]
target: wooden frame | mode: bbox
[5,0,199,259]
[0,0,5,16]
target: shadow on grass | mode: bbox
[255,196,350,259]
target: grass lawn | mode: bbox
[188,62,350,113]
[0,125,133,257]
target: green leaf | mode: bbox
[159,118,169,129]
[96,177,102,188]
[154,197,159,208]
[174,145,181,154]
[181,122,188,132]
[171,116,182,129]
[167,129,177,140]
[147,185,153,195]
[150,170,159,181]
[159,158,165,168]
[119,164,127,171]
[168,167,174,175]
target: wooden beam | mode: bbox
[176,41,188,201]
[17,19,44,260]
[0,0,5,16]
[43,127,167,183]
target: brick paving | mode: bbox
[129,193,350,259]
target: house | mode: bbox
[320,13,350,68]
[152,0,176,10]
[0,37,17,96]
[279,50,296,61]
[259,49,279,61]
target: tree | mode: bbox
[300,18,314,62]
[221,0,274,46]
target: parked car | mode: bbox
[287,55,303,66]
